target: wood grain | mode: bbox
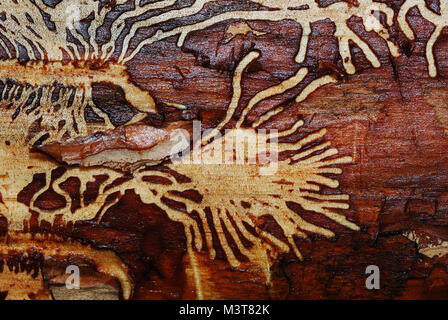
[0,0,447,300]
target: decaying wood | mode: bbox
[0,0,447,300]
[36,123,190,171]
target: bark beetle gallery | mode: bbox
[0,0,446,300]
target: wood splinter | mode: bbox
[35,123,191,172]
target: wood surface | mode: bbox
[0,0,447,299]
